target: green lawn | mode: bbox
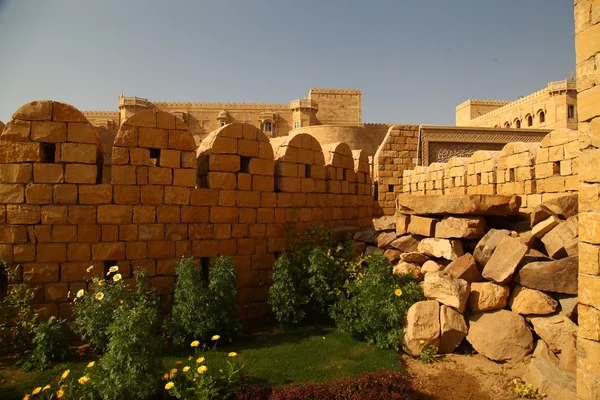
[0,325,405,399]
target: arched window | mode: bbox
[539,111,545,124]
[527,115,533,127]
[568,105,575,119]
[504,122,510,128]
[515,120,521,129]
[264,121,272,132]
[219,120,226,127]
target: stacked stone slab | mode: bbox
[442,157,468,195]
[355,193,580,397]
[0,100,374,323]
[424,162,444,195]
[496,142,537,208]
[466,150,498,195]
[534,129,579,198]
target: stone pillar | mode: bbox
[575,0,600,398]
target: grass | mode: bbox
[0,325,405,399]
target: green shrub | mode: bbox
[330,250,424,350]
[22,316,70,371]
[72,266,158,353]
[92,302,162,400]
[166,256,241,345]
[418,345,439,364]
[0,262,38,356]
[268,255,307,324]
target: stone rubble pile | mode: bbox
[355,194,579,399]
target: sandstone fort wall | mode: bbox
[0,101,373,321]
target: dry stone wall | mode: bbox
[399,129,580,211]
[0,101,372,322]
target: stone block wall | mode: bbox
[0,101,373,322]
[574,0,600,397]
[373,125,419,216]
[398,129,580,211]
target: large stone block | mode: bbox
[421,271,470,313]
[466,310,533,361]
[390,235,420,252]
[541,216,578,258]
[376,231,397,248]
[435,216,486,239]
[523,358,576,400]
[508,284,558,315]
[529,314,578,353]
[481,236,528,284]
[417,238,463,260]
[439,305,467,354]
[372,215,396,231]
[408,215,438,236]
[444,253,483,283]
[473,229,510,267]
[515,256,578,294]
[402,300,440,357]
[468,281,509,312]
[396,194,521,215]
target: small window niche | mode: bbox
[40,143,57,163]
[149,148,160,167]
[197,155,209,188]
[304,164,311,178]
[240,156,251,173]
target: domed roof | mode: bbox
[218,110,229,118]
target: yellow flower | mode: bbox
[32,387,42,395]
[108,265,119,274]
[211,335,220,341]
[183,366,190,372]
[394,288,403,297]
[98,279,105,286]
[113,273,122,282]
[165,382,175,390]
[170,368,178,374]
[175,360,182,365]
[78,376,91,384]
[119,299,124,304]
[76,290,84,298]
[60,370,70,380]
[419,340,425,344]
[197,365,208,374]
[86,265,94,272]
[228,352,238,358]
[42,384,51,391]
[56,389,64,398]
[23,394,30,400]
[196,356,205,364]
[67,291,71,298]
[190,340,200,348]
[95,292,104,300]
[87,361,95,368]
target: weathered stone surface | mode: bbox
[384,249,402,263]
[444,253,483,283]
[481,236,528,284]
[393,261,422,281]
[531,215,561,238]
[523,358,576,400]
[353,227,377,243]
[399,252,428,265]
[473,229,510,267]
[421,271,470,313]
[522,248,553,264]
[559,335,576,373]
[396,194,521,216]
[515,256,578,294]
[402,300,440,357]
[421,260,443,275]
[396,214,410,236]
[351,241,366,256]
[435,216,486,239]
[564,239,578,257]
[467,310,533,361]
[556,295,578,320]
[439,305,467,354]
[508,285,558,315]
[530,206,552,227]
[518,231,537,248]
[541,216,578,258]
[529,315,578,353]
[532,339,559,365]
[377,231,396,248]
[390,235,420,252]
[417,238,463,261]
[468,282,510,312]
[543,194,578,219]
[373,215,395,231]
[364,246,378,256]
[408,215,438,237]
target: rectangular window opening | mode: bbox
[197,155,208,188]
[304,164,311,178]
[552,162,560,175]
[200,257,211,282]
[476,173,482,185]
[149,148,160,167]
[240,156,251,173]
[509,168,515,182]
[103,261,118,277]
[388,184,394,193]
[40,143,56,163]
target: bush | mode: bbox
[92,301,162,399]
[234,369,421,400]
[330,250,424,350]
[166,256,241,345]
[0,262,38,356]
[22,317,70,371]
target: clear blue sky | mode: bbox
[0,0,575,125]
